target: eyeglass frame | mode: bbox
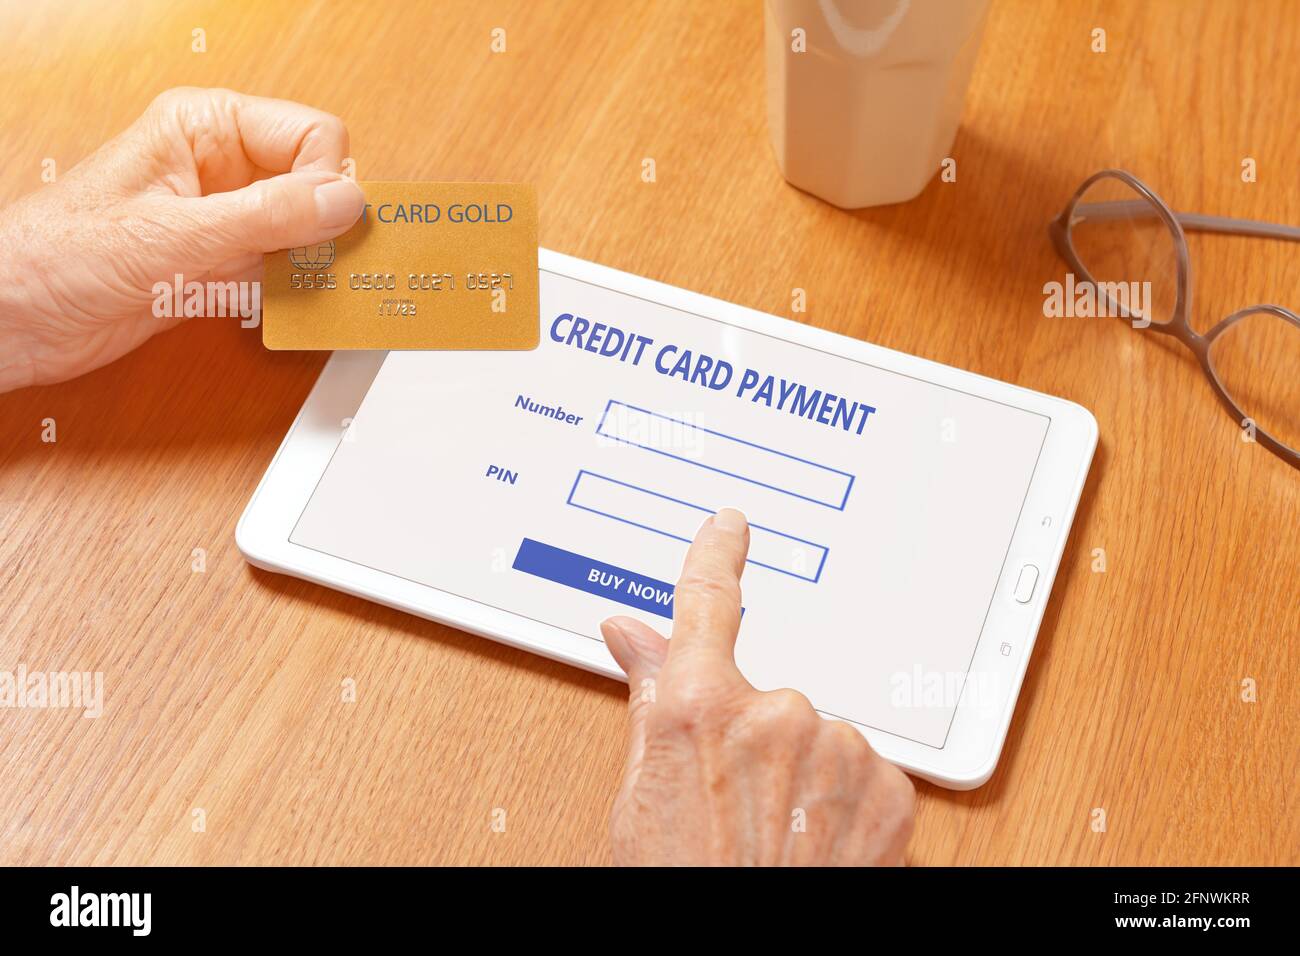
[1048,168,1300,469]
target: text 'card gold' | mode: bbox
[263,181,538,350]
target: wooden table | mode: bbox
[1,0,1295,866]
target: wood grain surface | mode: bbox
[1,0,1295,866]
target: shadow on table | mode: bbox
[244,561,625,703]
[0,302,322,467]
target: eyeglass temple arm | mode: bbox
[1173,212,1300,241]
[1072,201,1300,242]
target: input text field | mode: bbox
[595,400,855,510]
[566,470,828,583]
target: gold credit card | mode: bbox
[262,181,538,350]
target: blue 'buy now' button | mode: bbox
[512,538,677,620]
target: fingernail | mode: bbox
[599,618,627,644]
[713,508,748,535]
[314,177,365,232]
[628,627,668,668]
[602,616,667,668]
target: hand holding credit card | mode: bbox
[262,181,539,350]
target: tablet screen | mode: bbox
[290,269,1049,748]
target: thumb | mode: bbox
[143,170,365,267]
[600,615,668,786]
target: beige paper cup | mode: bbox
[765,0,991,208]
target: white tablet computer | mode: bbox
[237,249,1096,789]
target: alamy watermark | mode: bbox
[890,666,1004,719]
[152,274,260,327]
[594,402,706,457]
[50,885,150,936]
[1043,272,1152,328]
[0,665,103,718]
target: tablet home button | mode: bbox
[1013,564,1039,603]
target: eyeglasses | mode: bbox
[1049,169,1300,470]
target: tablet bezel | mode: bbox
[237,249,1097,789]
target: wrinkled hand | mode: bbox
[0,87,365,392]
[601,508,916,866]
